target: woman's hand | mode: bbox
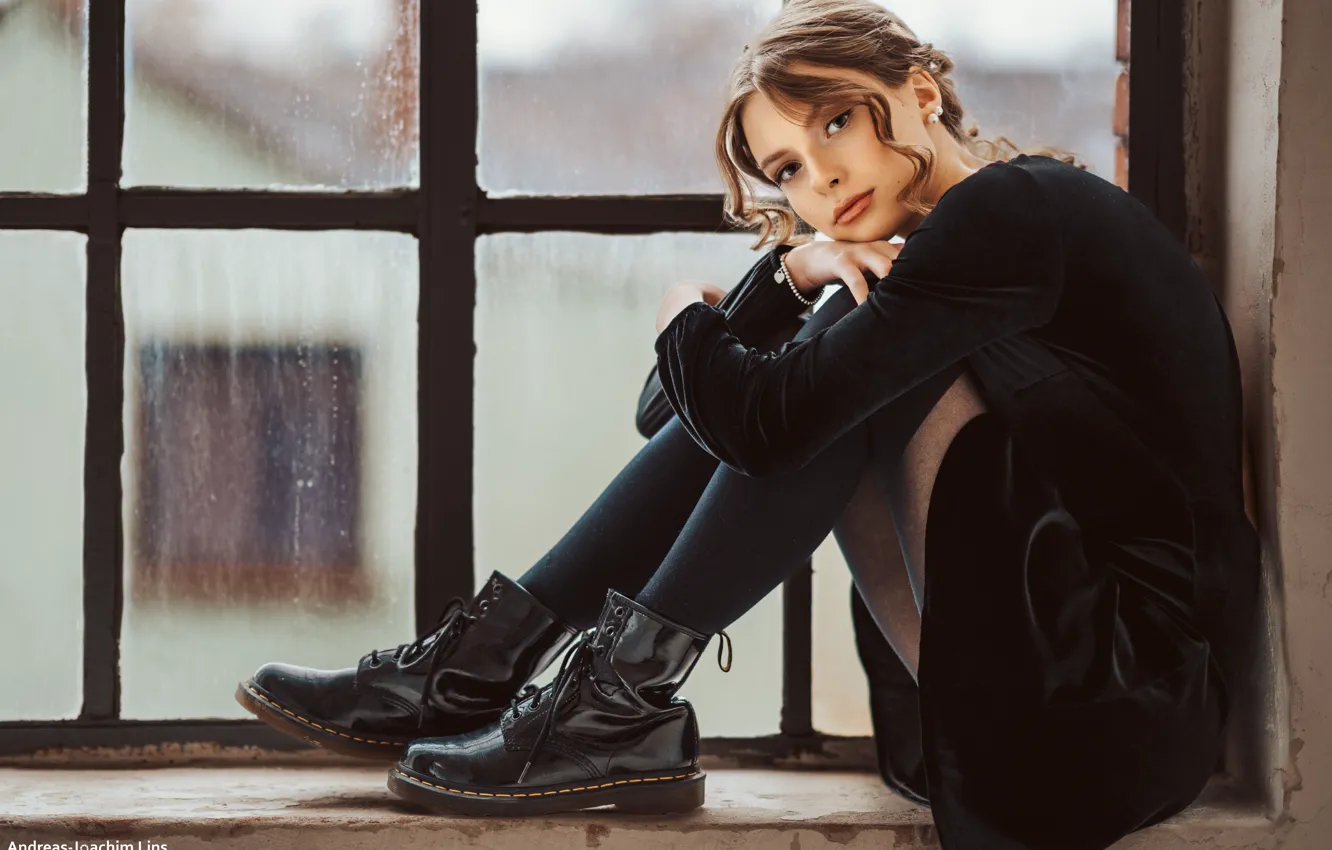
[655,281,727,334]
[785,239,902,305]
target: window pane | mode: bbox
[120,230,418,719]
[124,0,419,190]
[475,232,782,737]
[480,0,1119,196]
[0,0,87,192]
[0,231,86,720]
[812,540,872,736]
[890,0,1121,182]
[479,0,781,196]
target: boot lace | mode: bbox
[359,597,477,729]
[513,627,732,785]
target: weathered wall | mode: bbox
[1267,0,1332,843]
[1183,0,1287,810]
[1186,0,1332,842]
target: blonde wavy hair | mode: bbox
[716,0,1081,250]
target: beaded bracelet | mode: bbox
[773,247,820,307]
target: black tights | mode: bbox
[519,288,972,647]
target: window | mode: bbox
[0,231,86,722]
[0,0,1184,760]
[132,342,365,603]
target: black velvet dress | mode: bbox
[649,155,1261,850]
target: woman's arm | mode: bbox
[635,246,816,440]
[654,163,1062,477]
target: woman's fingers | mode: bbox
[864,243,899,286]
[871,240,903,260]
[834,257,870,304]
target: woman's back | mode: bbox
[1016,155,1248,515]
[989,156,1260,690]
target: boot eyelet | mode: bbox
[614,606,626,617]
[604,626,615,636]
[478,600,490,614]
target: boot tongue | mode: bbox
[399,617,455,664]
[394,602,470,666]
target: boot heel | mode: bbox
[613,774,705,814]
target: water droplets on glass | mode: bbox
[120,229,419,720]
[124,0,419,190]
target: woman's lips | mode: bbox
[836,190,874,225]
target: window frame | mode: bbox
[0,0,1184,760]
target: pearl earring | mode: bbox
[928,105,943,124]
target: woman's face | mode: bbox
[740,64,941,242]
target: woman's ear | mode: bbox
[909,70,941,118]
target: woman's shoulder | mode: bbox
[895,156,1066,286]
[947,153,1080,197]
[928,155,1059,236]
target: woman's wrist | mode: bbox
[775,244,822,304]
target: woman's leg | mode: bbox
[635,290,980,639]
[833,467,921,674]
[519,290,860,630]
[833,365,990,677]
[517,416,725,629]
[521,284,986,649]
[880,368,989,608]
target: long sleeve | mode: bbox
[634,244,814,439]
[653,161,1063,477]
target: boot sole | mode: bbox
[235,681,411,760]
[387,764,706,816]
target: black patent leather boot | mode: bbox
[387,589,731,816]
[235,571,578,759]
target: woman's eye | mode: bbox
[827,108,853,133]
[775,109,853,185]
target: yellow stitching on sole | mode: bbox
[248,687,402,746]
[390,768,700,799]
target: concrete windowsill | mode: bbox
[0,765,1274,849]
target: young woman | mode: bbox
[236,1,1260,846]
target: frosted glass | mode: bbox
[0,231,86,720]
[812,540,874,736]
[0,0,87,192]
[479,0,781,196]
[120,229,418,719]
[888,0,1120,180]
[474,232,786,738]
[124,0,419,189]
[479,0,1118,194]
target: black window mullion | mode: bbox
[476,195,733,235]
[0,196,88,229]
[81,0,126,722]
[1129,0,1185,240]
[781,564,814,737]
[118,190,418,231]
[415,0,478,630]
